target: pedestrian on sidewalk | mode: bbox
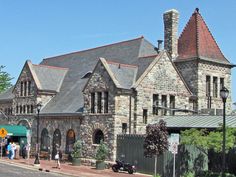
[55,144,62,169]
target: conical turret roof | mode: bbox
[177,8,230,64]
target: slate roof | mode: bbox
[177,8,231,65]
[0,87,14,102]
[32,64,68,92]
[40,37,158,114]
[152,115,236,129]
[107,61,138,89]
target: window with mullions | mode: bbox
[104,91,108,113]
[97,92,102,113]
[91,93,95,113]
[143,109,148,124]
[170,95,175,115]
[206,76,211,96]
[153,94,159,115]
[213,77,218,98]
[161,95,167,115]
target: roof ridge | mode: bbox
[195,10,200,57]
[33,64,68,70]
[138,54,158,59]
[43,36,144,61]
[107,60,138,68]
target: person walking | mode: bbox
[55,144,61,169]
[6,142,12,159]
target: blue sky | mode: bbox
[1,1,236,102]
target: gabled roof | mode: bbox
[106,60,138,89]
[0,87,14,102]
[40,37,158,114]
[32,64,68,92]
[177,8,230,65]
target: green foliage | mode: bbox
[144,119,169,157]
[180,127,236,153]
[181,171,195,177]
[95,141,108,161]
[0,65,13,93]
[71,140,82,158]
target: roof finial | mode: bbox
[195,8,199,13]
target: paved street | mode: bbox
[0,162,65,177]
[0,157,151,177]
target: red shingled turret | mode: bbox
[177,8,230,64]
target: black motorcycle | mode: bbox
[112,160,136,174]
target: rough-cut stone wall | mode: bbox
[82,61,118,160]
[0,101,12,116]
[135,52,191,133]
[198,61,232,114]
[31,116,81,153]
[175,60,198,95]
[13,64,37,114]
[175,59,232,114]
[164,9,179,59]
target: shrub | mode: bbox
[95,141,108,162]
[71,140,82,158]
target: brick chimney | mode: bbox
[163,9,179,59]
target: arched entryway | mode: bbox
[40,128,50,152]
[18,119,30,129]
[52,129,61,159]
[65,129,75,154]
[93,129,104,144]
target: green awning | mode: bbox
[0,125,27,137]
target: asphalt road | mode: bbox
[0,162,66,177]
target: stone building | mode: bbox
[0,8,234,161]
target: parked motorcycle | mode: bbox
[112,160,136,174]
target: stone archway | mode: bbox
[52,129,61,159]
[17,119,31,129]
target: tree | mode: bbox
[180,127,236,153]
[144,119,169,176]
[0,65,13,93]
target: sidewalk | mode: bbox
[0,157,151,177]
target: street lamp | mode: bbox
[220,86,229,177]
[34,102,42,165]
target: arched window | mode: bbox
[41,128,49,151]
[93,129,104,144]
[66,129,75,154]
